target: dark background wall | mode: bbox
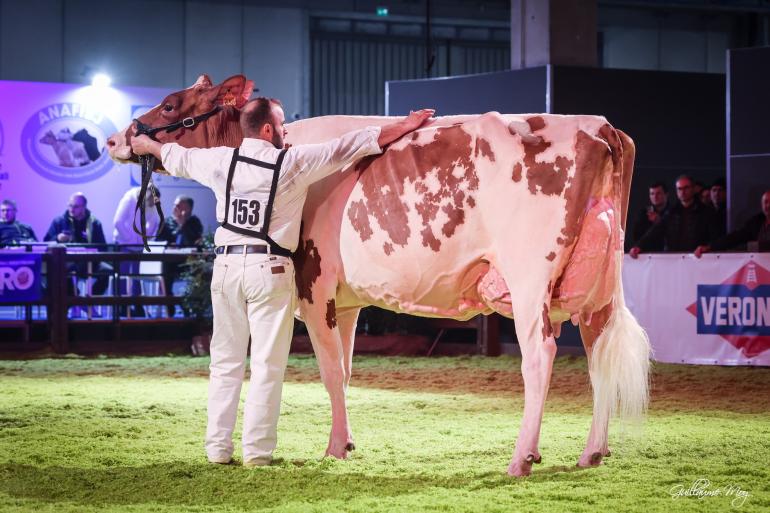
[728,46,770,230]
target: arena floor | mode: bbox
[0,355,768,512]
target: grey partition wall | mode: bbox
[385,67,548,116]
[728,46,770,231]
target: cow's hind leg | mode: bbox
[578,304,613,467]
[508,290,557,477]
[304,298,355,458]
[338,307,361,451]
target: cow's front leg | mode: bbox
[304,298,354,459]
[508,298,557,477]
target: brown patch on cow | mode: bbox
[521,134,572,196]
[421,226,441,251]
[558,130,611,248]
[347,200,373,242]
[383,242,394,255]
[527,116,546,132]
[547,282,553,294]
[411,132,419,141]
[467,196,476,208]
[512,162,522,182]
[441,203,465,237]
[293,238,322,303]
[546,252,556,261]
[325,299,337,329]
[355,125,491,253]
[541,303,553,341]
[474,137,495,161]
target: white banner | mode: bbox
[623,253,770,366]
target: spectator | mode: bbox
[44,192,109,295]
[630,175,719,258]
[158,195,203,246]
[695,189,770,257]
[709,177,727,238]
[693,180,707,204]
[630,182,668,251]
[113,185,161,247]
[0,199,37,247]
[158,195,204,316]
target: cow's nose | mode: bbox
[106,136,116,148]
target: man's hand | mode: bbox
[629,246,641,259]
[378,108,435,147]
[131,134,163,160]
[694,245,710,258]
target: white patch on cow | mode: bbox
[380,184,391,196]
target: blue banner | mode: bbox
[696,284,770,336]
[0,254,42,303]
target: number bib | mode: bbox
[228,193,265,232]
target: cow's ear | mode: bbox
[192,74,213,89]
[212,75,254,108]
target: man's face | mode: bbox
[649,186,666,208]
[762,193,770,219]
[0,203,16,223]
[68,196,86,220]
[173,199,192,224]
[711,185,726,206]
[676,178,694,205]
[270,106,287,149]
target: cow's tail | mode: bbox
[590,129,650,426]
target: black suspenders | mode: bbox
[221,147,292,257]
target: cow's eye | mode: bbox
[163,104,174,112]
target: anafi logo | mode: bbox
[20,102,117,184]
[0,266,35,293]
[686,261,770,357]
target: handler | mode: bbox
[131,98,433,467]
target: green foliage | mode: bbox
[179,233,215,327]
[0,356,768,512]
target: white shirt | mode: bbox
[113,186,160,245]
[160,126,382,251]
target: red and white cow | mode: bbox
[108,75,650,477]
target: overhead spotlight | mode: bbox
[92,73,112,87]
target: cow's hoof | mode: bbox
[577,451,603,468]
[507,460,533,477]
[345,442,356,452]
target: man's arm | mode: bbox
[131,135,220,188]
[290,109,435,186]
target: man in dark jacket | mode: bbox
[695,189,770,257]
[629,181,668,251]
[0,199,37,247]
[630,175,720,258]
[158,195,205,316]
[44,193,110,294]
[709,177,727,238]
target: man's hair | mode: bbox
[71,192,87,206]
[675,174,692,185]
[711,177,726,189]
[176,195,194,210]
[649,182,667,193]
[1,199,17,209]
[240,97,283,136]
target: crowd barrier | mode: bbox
[623,253,770,366]
[0,243,209,352]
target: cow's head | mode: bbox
[107,74,253,167]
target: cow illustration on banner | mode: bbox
[20,102,117,183]
[687,260,770,358]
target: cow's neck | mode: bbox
[203,106,244,149]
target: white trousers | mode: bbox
[205,251,295,462]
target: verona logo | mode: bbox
[686,261,770,358]
[20,103,117,184]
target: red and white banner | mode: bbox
[623,253,770,366]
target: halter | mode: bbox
[131,105,222,251]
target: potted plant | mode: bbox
[180,234,215,355]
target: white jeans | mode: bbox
[205,251,295,462]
